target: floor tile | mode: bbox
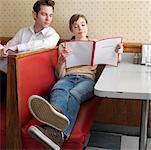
[147,138,151,150]
[88,131,121,150]
[87,132,151,150]
[86,147,109,150]
[120,135,139,150]
[121,135,151,150]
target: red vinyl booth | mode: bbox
[0,47,100,150]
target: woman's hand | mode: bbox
[115,42,123,54]
[58,46,72,65]
[115,43,123,62]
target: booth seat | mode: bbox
[0,47,100,150]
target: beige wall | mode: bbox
[0,0,151,42]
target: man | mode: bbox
[0,0,60,101]
[0,0,59,56]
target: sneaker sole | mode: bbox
[28,125,60,150]
[28,95,70,131]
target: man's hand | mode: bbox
[0,48,9,57]
[0,46,17,57]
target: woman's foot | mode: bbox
[28,125,64,150]
[28,95,70,131]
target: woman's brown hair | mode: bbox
[69,14,88,31]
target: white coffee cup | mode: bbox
[145,49,151,73]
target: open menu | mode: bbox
[65,37,122,68]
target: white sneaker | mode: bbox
[28,95,70,131]
[28,125,64,150]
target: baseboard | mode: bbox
[92,123,151,138]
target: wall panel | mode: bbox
[0,0,151,42]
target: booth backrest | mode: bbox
[16,48,58,126]
[6,42,142,127]
[5,47,99,149]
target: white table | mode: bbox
[94,62,151,150]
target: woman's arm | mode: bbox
[55,43,72,79]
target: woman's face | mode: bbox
[70,17,88,40]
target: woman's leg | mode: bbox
[50,76,75,114]
[63,76,95,138]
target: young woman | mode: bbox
[28,14,123,149]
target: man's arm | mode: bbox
[17,32,60,52]
[1,27,60,56]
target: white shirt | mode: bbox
[5,25,60,52]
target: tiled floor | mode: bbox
[87,132,151,150]
[121,136,151,150]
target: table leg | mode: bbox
[139,100,149,150]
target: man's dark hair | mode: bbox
[33,0,55,14]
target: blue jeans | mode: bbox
[49,75,95,138]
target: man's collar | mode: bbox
[41,27,50,35]
[29,25,50,35]
[29,25,35,34]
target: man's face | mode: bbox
[33,5,53,30]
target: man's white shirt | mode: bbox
[5,25,60,52]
